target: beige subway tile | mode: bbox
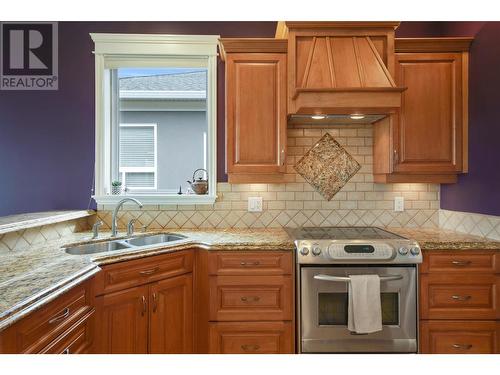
[340,201,357,209]
[409,183,429,192]
[430,200,440,209]
[402,191,419,200]
[249,183,268,192]
[419,191,438,201]
[217,183,231,192]
[268,183,286,192]
[373,184,393,191]
[357,146,372,155]
[364,137,373,146]
[240,192,276,201]
[286,183,304,192]
[349,174,364,183]
[356,183,374,192]
[296,137,313,146]
[335,137,347,146]
[344,146,358,154]
[357,128,373,137]
[304,201,322,209]
[287,147,304,156]
[268,201,286,210]
[412,201,430,209]
[332,192,347,200]
[231,201,247,210]
[347,137,365,146]
[383,192,398,200]
[287,137,296,146]
[428,184,440,192]
[364,155,373,164]
[295,174,307,183]
[358,201,376,210]
[364,174,374,182]
[347,192,364,200]
[392,183,411,191]
[286,201,304,210]
[342,182,357,191]
[376,201,393,210]
[288,129,304,137]
[325,129,340,137]
[222,192,241,201]
[321,201,340,209]
[313,192,324,200]
[277,192,295,200]
[294,192,313,200]
[159,205,178,211]
[365,192,384,200]
[304,129,322,137]
[339,128,357,137]
[230,184,252,192]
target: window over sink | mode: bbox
[91,33,219,205]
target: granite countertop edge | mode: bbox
[1,227,500,332]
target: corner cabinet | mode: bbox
[374,37,473,183]
[94,250,194,354]
[220,39,288,183]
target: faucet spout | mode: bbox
[111,198,143,237]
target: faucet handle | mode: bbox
[92,220,103,239]
[127,219,137,236]
[141,224,148,233]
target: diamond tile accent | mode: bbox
[294,133,361,200]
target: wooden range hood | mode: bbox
[279,22,406,118]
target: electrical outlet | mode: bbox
[394,196,404,212]
[248,197,263,212]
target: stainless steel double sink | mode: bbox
[64,233,187,255]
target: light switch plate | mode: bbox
[394,196,404,212]
[248,197,263,212]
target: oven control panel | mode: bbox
[295,240,422,264]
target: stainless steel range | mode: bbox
[289,226,422,353]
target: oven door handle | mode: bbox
[313,274,404,283]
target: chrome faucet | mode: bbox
[92,220,103,239]
[111,198,143,237]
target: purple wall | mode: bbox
[1,21,498,217]
[0,22,276,216]
[440,22,500,216]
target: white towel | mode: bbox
[347,274,383,334]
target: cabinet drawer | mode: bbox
[96,250,193,295]
[12,280,93,353]
[209,275,292,321]
[420,274,500,319]
[39,310,95,354]
[208,251,292,275]
[208,322,293,354]
[420,320,500,354]
[421,251,500,274]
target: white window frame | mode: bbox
[91,33,218,205]
[118,123,157,191]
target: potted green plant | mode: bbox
[111,180,122,195]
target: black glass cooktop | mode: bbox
[287,226,405,240]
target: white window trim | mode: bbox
[119,123,157,191]
[91,33,218,205]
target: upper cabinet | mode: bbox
[373,38,473,183]
[220,39,288,183]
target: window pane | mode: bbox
[116,67,208,194]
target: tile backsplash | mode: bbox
[96,124,440,230]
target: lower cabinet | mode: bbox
[208,322,293,354]
[95,250,194,354]
[420,321,500,354]
[419,250,500,354]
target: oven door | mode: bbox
[300,266,417,353]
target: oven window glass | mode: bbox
[318,293,399,326]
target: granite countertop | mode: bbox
[1,226,499,332]
[0,228,294,331]
[389,228,500,250]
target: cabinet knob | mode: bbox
[451,295,471,301]
[241,344,260,352]
[452,344,472,350]
[241,296,260,302]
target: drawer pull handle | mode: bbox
[62,348,70,354]
[452,344,472,350]
[451,260,472,266]
[240,261,260,266]
[241,296,260,302]
[452,295,472,301]
[241,344,260,352]
[48,307,70,324]
[139,267,159,276]
[141,296,147,316]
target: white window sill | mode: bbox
[92,194,217,206]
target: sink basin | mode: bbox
[64,233,187,255]
[125,233,187,247]
[64,240,131,255]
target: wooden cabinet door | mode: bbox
[394,52,464,174]
[226,53,287,179]
[97,285,149,354]
[149,273,193,353]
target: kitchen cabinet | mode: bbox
[0,278,95,354]
[220,39,288,183]
[374,38,473,183]
[195,250,295,354]
[419,250,500,354]
[95,250,194,354]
